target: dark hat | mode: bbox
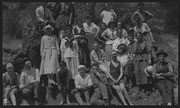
[65,26,72,32]
[108,21,117,28]
[156,49,168,57]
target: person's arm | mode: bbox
[56,69,61,86]
[60,39,65,61]
[35,69,40,82]
[145,23,155,43]
[111,9,117,20]
[112,40,118,51]
[123,29,128,39]
[55,36,60,55]
[85,75,93,89]
[153,64,164,79]
[40,37,44,57]
[19,72,28,89]
[36,7,44,22]
[75,76,82,89]
[162,62,174,77]
[90,52,99,65]
[47,8,54,23]
[101,29,109,41]
[69,13,73,25]
[94,26,100,39]
[117,63,124,82]
[100,11,104,19]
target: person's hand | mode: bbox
[149,59,152,65]
[58,85,62,91]
[69,20,71,25]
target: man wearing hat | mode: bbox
[40,24,60,95]
[3,63,19,106]
[131,2,153,23]
[74,65,93,105]
[152,50,174,106]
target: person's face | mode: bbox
[6,66,13,73]
[86,19,91,24]
[66,29,72,36]
[128,36,134,43]
[77,19,82,26]
[105,3,109,10]
[101,23,107,30]
[45,28,53,35]
[112,56,117,61]
[158,54,165,63]
[94,44,99,52]
[136,33,142,41]
[117,22,122,28]
[61,22,66,28]
[79,68,86,77]
[117,29,123,38]
[25,61,32,69]
[135,15,141,25]
[109,24,115,29]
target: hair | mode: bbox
[117,44,128,52]
[59,61,67,67]
[108,21,117,28]
[86,16,92,21]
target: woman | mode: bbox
[60,27,79,79]
[133,12,155,47]
[100,3,117,26]
[72,18,85,36]
[153,50,174,106]
[117,21,128,39]
[40,24,60,86]
[55,2,75,30]
[3,63,19,106]
[108,52,133,105]
[101,21,117,62]
[131,32,152,92]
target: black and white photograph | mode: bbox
[2,1,178,106]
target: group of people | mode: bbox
[3,2,175,106]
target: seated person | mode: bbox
[73,65,93,105]
[3,63,19,106]
[89,63,109,105]
[107,51,133,105]
[152,50,174,106]
[56,61,71,105]
[19,60,41,105]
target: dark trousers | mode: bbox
[90,83,109,105]
[155,79,173,103]
[74,89,90,105]
[40,74,57,87]
[21,81,41,99]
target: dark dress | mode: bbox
[154,61,174,104]
[131,40,151,85]
[109,61,124,85]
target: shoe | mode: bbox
[167,102,172,106]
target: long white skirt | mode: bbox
[40,49,59,75]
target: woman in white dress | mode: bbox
[60,27,79,80]
[101,21,117,62]
[40,24,60,85]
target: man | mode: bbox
[35,4,54,35]
[131,2,154,24]
[89,63,109,105]
[83,16,100,51]
[19,60,41,105]
[90,43,108,76]
[74,65,93,105]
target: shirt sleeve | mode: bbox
[87,75,93,86]
[74,76,81,89]
[19,72,25,88]
[113,40,118,51]
[144,23,151,32]
[35,69,40,82]
[90,52,95,65]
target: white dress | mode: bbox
[40,35,60,75]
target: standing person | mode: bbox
[112,28,130,52]
[72,18,85,36]
[19,60,41,105]
[56,61,71,105]
[116,21,128,39]
[83,16,100,51]
[89,63,110,105]
[55,2,75,31]
[35,4,54,35]
[73,65,93,105]
[3,63,19,106]
[40,24,60,92]
[124,33,136,88]
[101,21,118,62]
[90,43,108,76]
[107,52,133,105]
[131,2,154,23]
[60,27,79,79]
[131,32,152,93]
[133,12,155,47]
[153,50,174,106]
[100,2,117,26]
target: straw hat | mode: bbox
[78,65,86,71]
[6,63,14,69]
[144,65,154,77]
[43,24,54,31]
[111,51,117,57]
